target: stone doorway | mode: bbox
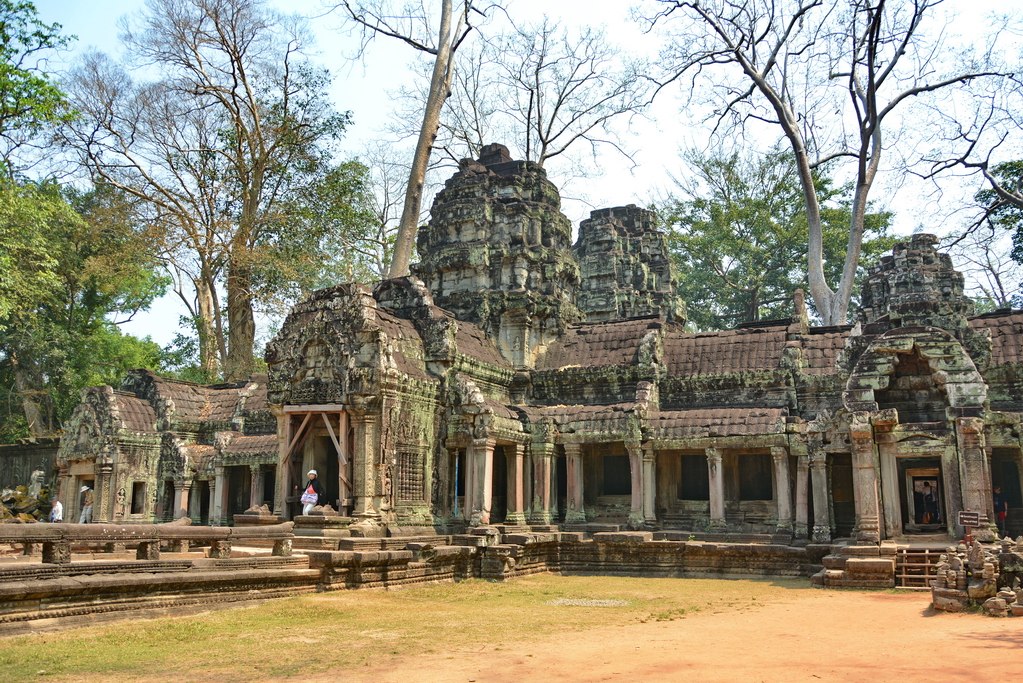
[899,459,945,534]
[491,446,507,523]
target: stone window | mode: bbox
[738,454,772,501]
[601,455,631,496]
[397,451,423,502]
[678,454,709,500]
[131,481,146,514]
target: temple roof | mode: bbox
[664,324,789,375]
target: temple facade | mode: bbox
[49,144,1023,545]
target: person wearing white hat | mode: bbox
[79,485,94,524]
[300,470,324,515]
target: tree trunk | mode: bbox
[9,351,53,438]
[224,259,256,381]
[194,276,222,380]
[386,0,458,279]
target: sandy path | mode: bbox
[322,590,1021,683]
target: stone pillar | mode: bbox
[849,412,880,544]
[771,446,793,533]
[272,405,287,518]
[506,443,527,525]
[626,443,645,529]
[174,481,191,519]
[96,462,113,523]
[793,453,809,540]
[530,444,553,525]
[351,412,378,519]
[212,466,227,526]
[564,443,586,524]
[642,444,656,525]
[706,447,727,531]
[808,442,831,543]
[188,480,201,522]
[57,466,70,516]
[956,416,998,541]
[523,449,533,522]
[207,479,215,524]
[469,438,495,526]
[249,465,263,509]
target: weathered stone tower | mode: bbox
[573,205,686,324]
[413,143,581,368]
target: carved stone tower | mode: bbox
[413,144,581,368]
[573,205,686,324]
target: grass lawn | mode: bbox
[0,575,809,681]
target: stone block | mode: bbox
[968,578,997,600]
[135,540,160,561]
[843,557,895,576]
[593,532,653,544]
[982,597,1008,617]
[931,587,970,612]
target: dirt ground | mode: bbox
[317,590,1021,683]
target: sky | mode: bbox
[30,0,1021,348]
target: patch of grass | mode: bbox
[0,575,809,681]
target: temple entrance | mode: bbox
[491,446,507,523]
[829,454,854,538]
[556,452,567,523]
[228,466,251,517]
[899,458,945,533]
[199,482,210,524]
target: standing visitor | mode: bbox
[300,470,324,515]
[49,499,63,523]
[79,486,94,523]
[993,486,1008,538]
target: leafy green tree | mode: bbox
[0,180,167,438]
[65,0,356,381]
[0,0,74,175]
[661,148,894,331]
[975,162,1023,266]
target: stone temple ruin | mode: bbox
[3,143,1023,622]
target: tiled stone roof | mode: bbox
[376,310,433,381]
[649,407,787,438]
[454,319,511,369]
[222,434,277,456]
[113,393,157,433]
[541,318,663,369]
[664,325,788,375]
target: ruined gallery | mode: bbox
[12,144,1022,614]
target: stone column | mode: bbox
[173,481,191,519]
[564,443,586,524]
[272,405,287,518]
[207,479,215,524]
[249,465,264,509]
[706,447,727,531]
[212,466,227,526]
[530,444,553,525]
[188,481,201,522]
[506,443,527,525]
[626,443,645,529]
[793,453,809,540]
[350,412,378,519]
[96,462,113,523]
[872,410,901,540]
[771,446,793,533]
[523,449,533,522]
[808,441,831,543]
[642,444,656,525]
[956,416,998,541]
[849,412,880,544]
[57,466,70,516]
[469,438,495,526]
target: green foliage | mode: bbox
[660,147,894,330]
[0,0,74,174]
[980,162,1023,266]
[0,179,168,439]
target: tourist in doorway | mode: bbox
[300,470,324,515]
[79,486,94,523]
[993,486,1008,538]
[49,499,62,523]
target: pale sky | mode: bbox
[31,0,1020,348]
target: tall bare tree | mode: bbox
[649,0,1013,325]
[339,0,494,278]
[64,0,351,380]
